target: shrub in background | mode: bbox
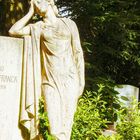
[71,90,108,140]
[92,77,121,123]
[116,98,140,140]
[98,98,140,140]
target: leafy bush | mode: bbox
[116,98,140,140]
[71,90,108,140]
[92,78,121,123]
[98,98,140,140]
[98,134,123,140]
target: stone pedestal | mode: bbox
[0,36,23,140]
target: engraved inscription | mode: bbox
[0,65,18,89]
[0,75,17,83]
[0,75,17,89]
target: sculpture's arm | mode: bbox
[71,21,85,96]
[9,0,34,37]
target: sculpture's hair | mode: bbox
[46,0,59,16]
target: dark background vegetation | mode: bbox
[0,0,140,90]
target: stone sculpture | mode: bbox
[9,0,85,139]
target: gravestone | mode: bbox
[115,85,139,107]
[0,36,23,140]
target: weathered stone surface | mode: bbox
[0,36,23,140]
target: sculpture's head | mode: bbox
[33,0,58,17]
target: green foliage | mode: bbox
[116,99,140,140]
[71,80,121,139]
[98,134,123,140]
[98,98,140,140]
[71,90,108,140]
[92,78,121,123]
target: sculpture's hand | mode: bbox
[9,0,35,36]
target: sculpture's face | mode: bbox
[34,0,51,16]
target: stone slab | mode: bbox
[0,36,23,140]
